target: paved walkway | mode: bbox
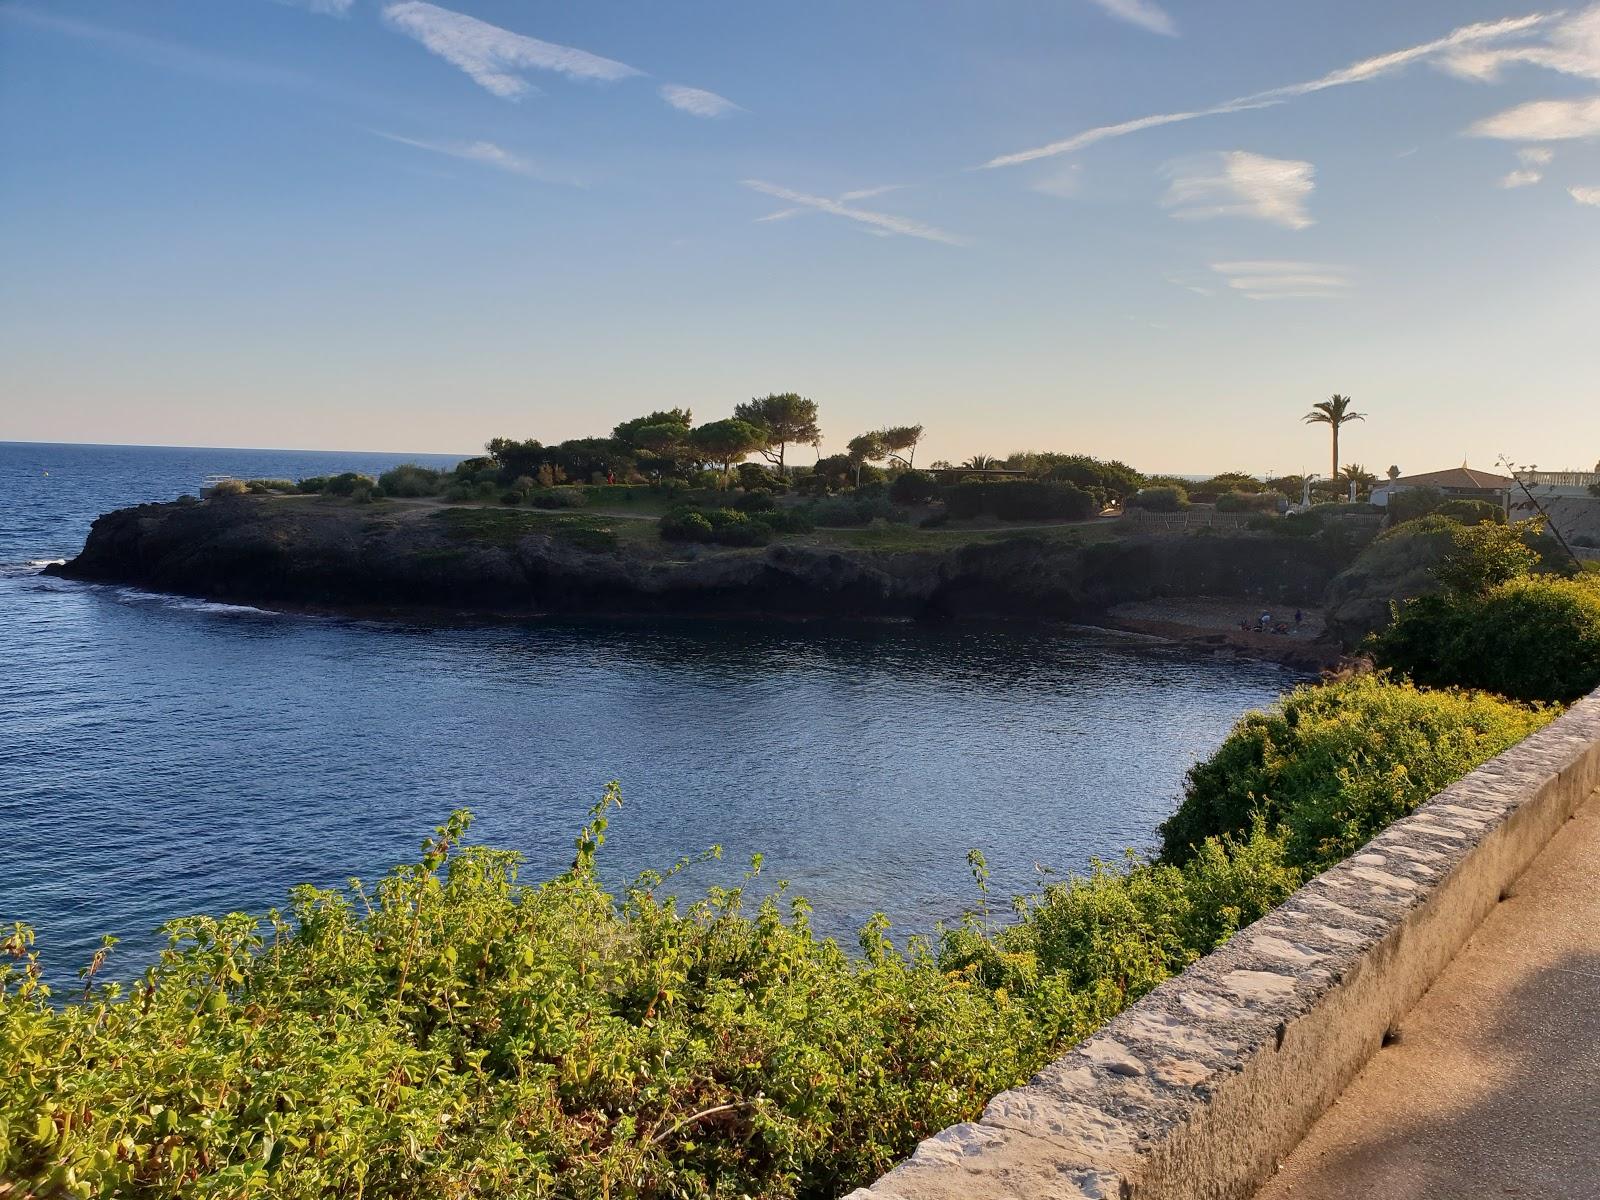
[1253,787,1600,1200]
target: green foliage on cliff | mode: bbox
[1158,674,1553,867]
[1372,576,1600,703]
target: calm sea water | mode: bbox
[0,441,1293,985]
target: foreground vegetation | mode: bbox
[0,669,1557,1199]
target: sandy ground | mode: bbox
[1099,596,1336,670]
[1109,596,1325,637]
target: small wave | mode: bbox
[28,559,67,568]
[109,588,272,617]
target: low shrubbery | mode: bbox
[1159,674,1552,867]
[1434,498,1504,525]
[1124,485,1188,512]
[658,504,815,547]
[377,464,448,498]
[0,670,1555,1199]
[528,488,587,510]
[204,479,248,498]
[942,481,1097,522]
[888,471,939,505]
[298,472,377,498]
[807,495,902,527]
[1214,491,1280,513]
[243,479,297,495]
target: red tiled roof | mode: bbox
[1388,467,1514,490]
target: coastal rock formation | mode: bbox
[49,496,1361,628]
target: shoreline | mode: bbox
[43,564,1333,669]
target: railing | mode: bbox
[1516,470,1600,489]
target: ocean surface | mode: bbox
[0,441,1294,986]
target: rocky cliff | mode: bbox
[48,496,1361,625]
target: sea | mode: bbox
[0,440,1294,986]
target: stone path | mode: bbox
[1252,786,1600,1200]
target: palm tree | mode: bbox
[1303,395,1366,482]
[1342,463,1377,487]
[963,453,998,470]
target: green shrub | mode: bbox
[659,506,775,546]
[732,490,776,513]
[377,464,447,498]
[761,507,815,535]
[529,488,587,510]
[1434,498,1505,526]
[809,496,899,527]
[1385,486,1444,525]
[1125,485,1188,512]
[1159,675,1552,869]
[1371,575,1600,703]
[243,478,296,495]
[304,472,378,498]
[204,479,247,498]
[942,481,1096,521]
[889,471,939,504]
[1215,491,1280,513]
[659,507,715,542]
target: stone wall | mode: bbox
[846,691,1600,1200]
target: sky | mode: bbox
[2,0,1598,475]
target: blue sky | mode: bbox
[2,0,1598,474]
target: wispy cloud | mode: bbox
[272,0,355,15]
[1500,145,1554,187]
[1436,5,1600,82]
[373,131,581,184]
[743,181,964,245]
[1163,151,1316,229]
[1572,185,1600,205]
[1087,0,1177,38]
[1209,260,1353,300]
[756,183,907,222]
[382,1,642,99]
[1031,165,1084,198]
[659,84,740,117]
[1469,95,1600,141]
[983,13,1553,168]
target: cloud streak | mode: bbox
[743,181,963,245]
[382,1,642,99]
[1209,260,1353,301]
[1088,0,1178,38]
[983,12,1553,168]
[374,131,581,184]
[271,0,355,15]
[659,84,741,117]
[1572,185,1600,205]
[1163,151,1317,229]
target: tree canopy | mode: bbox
[732,394,821,470]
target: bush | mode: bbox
[735,463,787,492]
[1371,575,1600,703]
[889,471,939,505]
[204,478,247,498]
[659,506,776,546]
[302,472,378,498]
[658,507,715,542]
[1125,485,1188,512]
[529,488,587,510]
[1434,498,1505,526]
[243,478,296,495]
[943,481,1097,521]
[1215,491,1281,513]
[1159,675,1553,869]
[808,496,900,527]
[377,464,448,498]
[1386,486,1444,525]
[732,490,776,513]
